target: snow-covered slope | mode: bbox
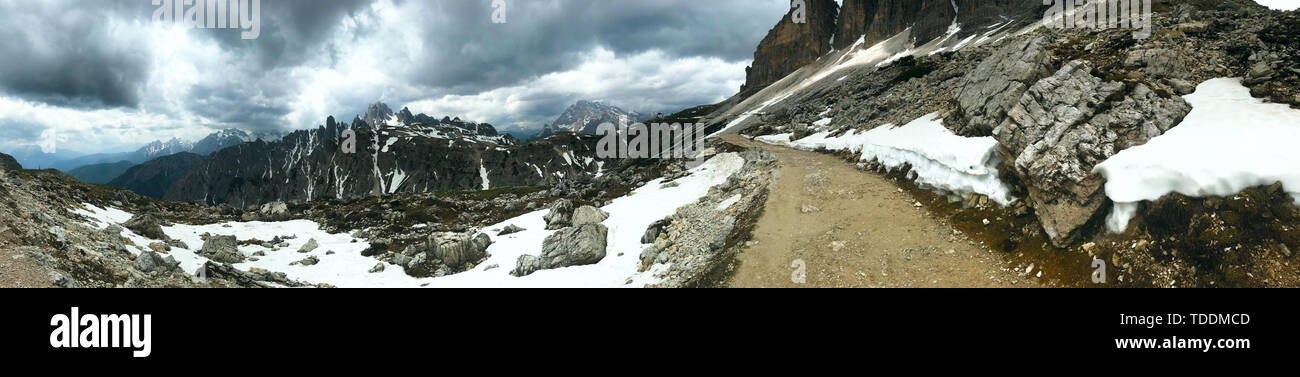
[1095,78,1300,232]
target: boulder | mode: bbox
[571,205,609,225]
[123,214,168,241]
[298,238,319,253]
[405,232,493,277]
[429,232,492,270]
[512,223,608,277]
[135,250,180,273]
[199,235,245,264]
[98,225,130,253]
[498,224,526,236]
[259,201,289,220]
[994,60,1191,246]
[543,199,574,230]
[641,218,671,244]
[290,255,319,266]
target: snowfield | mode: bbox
[1095,78,1300,232]
[757,112,1015,205]
[71,152,746,288]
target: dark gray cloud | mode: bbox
[390,0,784,94]
[0,0,789,153]
[0,1,155,108]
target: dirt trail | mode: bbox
[721,135,1040,288]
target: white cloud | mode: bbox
[406,47,748,129]
[0,0,776,154]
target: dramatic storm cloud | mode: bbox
[0,0,790,154]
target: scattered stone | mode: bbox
[290,256,319,266]
[498,224,526,236]
[369,263,386,273]
[298,238,319,253]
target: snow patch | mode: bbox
[1095,78,1300,232]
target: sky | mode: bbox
[0,0,791,154]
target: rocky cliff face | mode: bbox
[747,0,1045,95]
[121,104,608,207]
[741,0,839,95]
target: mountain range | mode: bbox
[49,128,280,172]
[110,103,608,206]
[534,100,648,139]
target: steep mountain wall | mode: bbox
[742,0,840,95]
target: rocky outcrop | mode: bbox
[994,60,1192,247]
[742,0,839,94]
[952,35,1055,136]
[0,152,22,171]
[512,223,609,277]
[199,235,245,264]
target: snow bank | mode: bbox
[757,112,1015,205]
[69,152,747,288]
[1255,0,1300,11]
[1095,78,1300,232]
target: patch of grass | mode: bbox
[435,186,547,201]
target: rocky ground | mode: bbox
[0,140,694,287]
[0,166,307,287]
